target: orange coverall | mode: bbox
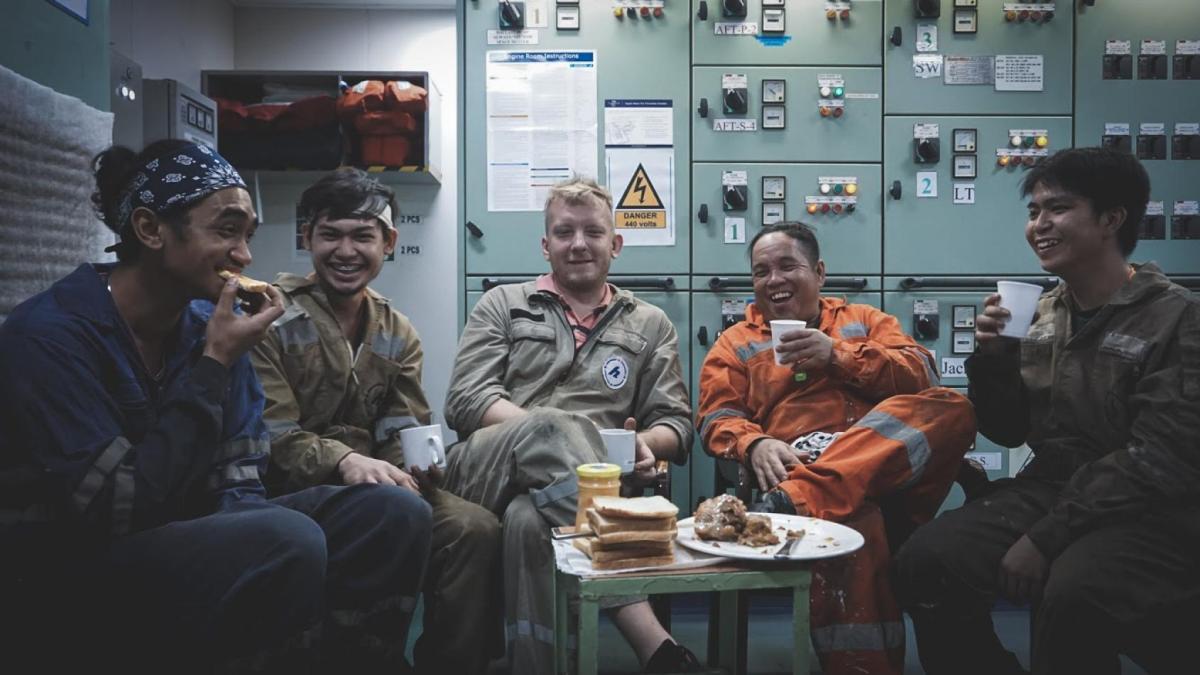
[698,298,976,674]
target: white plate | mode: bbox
[676,513,865,562]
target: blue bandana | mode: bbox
[113,142,247,238]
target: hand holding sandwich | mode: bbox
[204,275,284,368]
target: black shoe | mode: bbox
[644,639,702,673]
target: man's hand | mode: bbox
[203,277,285,368]
[623,417,658,488]
[410,464,444,502]
[774,328,835,372]
[975,293,1013,356]
[337,452,419,494]
[998,535,1049,605]
[747,438,808,492]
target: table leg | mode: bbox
[717,590,740,674]
[792,581,810,675]
[578,597,600,675]
[555,573,569,674]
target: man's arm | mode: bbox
[373,318,433,466]
[445,289,521,436]
[965,293,1032,447]
[2,328,235,536]
[823,307,940,397]
[1024,303,1200,561]
[630,314,693,464]
[696,331,771,463]
[250,333,361,493]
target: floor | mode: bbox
[428,592,1150,674]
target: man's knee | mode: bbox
[436,496,502,555]
[521,408,601,463]
[364,484,435,546]
[502,497,551,561]
[893,521,960,608]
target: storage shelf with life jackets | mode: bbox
[201,70,441,184]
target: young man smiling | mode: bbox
[895,147,1200,675]
[444,177,698,673]
[696,221,976,675]
[250,168,502,675]
[0,142,431,672]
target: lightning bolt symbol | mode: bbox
[634,176,647,204]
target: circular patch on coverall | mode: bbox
[602,356,629,390]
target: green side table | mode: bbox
[553,564,811,675]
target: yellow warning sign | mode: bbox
[615,163,666,229]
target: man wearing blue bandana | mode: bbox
[0,139,432,673]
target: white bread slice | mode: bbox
[587,509,676,535]
[591,495,679,520]
[595,529,676,545]
[573,537,672,562]
[590,553,675,571]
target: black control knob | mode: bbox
[913,0,940,19]
[722,185,748,212]
[1175,54,1200,80]
[723,88,748,115]
[499,1,524,29]
[914,314,939,340]
[722,0,747,19]
[914,138,940,164]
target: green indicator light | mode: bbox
[833,184,844,194]
[833,87,844,97]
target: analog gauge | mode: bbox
[762,79,786,103]
[762,176,786,201]
[953,128,977,152]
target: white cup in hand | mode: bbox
[599,428,636,474]
[996,281,1043,338]
[400,424,445,471]
[769,320,807,365]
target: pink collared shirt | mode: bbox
[535,274,614,349]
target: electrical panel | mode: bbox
[884,0,1073,114]
[1075,0,1200,272]
[884,115,1072,275]
[692,163,881,275]
[462,0,1200,512]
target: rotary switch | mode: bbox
[913,138,940,164]
[913,0,940,19]
[723,86,748,115]
[722,0,748,19]
[722,185,748,212]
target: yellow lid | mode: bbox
[576,463,621,479]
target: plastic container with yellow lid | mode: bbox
[575,463,621,529]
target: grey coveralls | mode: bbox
[895,263,1200,675]
[443,281,693,673]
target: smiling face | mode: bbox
[541,196,623,295]
[751,232,825,323]
[304,215,396,299]
[1024,182,1122,278]
[156,187,259,302]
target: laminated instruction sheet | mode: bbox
[485,51,598,212]
[604,99,676,246]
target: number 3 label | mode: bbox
[917,171,938,198]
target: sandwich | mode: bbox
[218,269,270,294]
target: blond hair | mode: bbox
[543,177,613,230]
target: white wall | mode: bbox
[233,8,460,437]
[109,0,235,90]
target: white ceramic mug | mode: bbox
[400,424,446,471]
[599,428,636,474]
[996,281,1043,338]
[769,319,807,365]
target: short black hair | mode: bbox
[91,138,195,263]
[749,221,820,266]
[1020,147,1151,258]
[298,167,399,232]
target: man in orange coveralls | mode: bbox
[696,221,977,675]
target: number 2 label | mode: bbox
[917,171,938,198]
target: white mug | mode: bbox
[599,428,636,474]
[400,424,446,471]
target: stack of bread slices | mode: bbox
[573,495,679,571]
